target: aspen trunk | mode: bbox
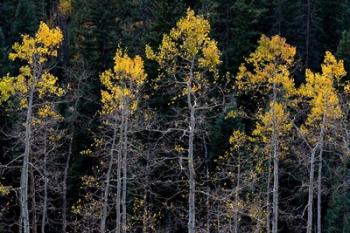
[266,154,272,233]
[307,146,317,233]
[100,127,117,233]
[20,71,37,233]
[30,166,37,233]
[121,110,128,233]
[187,66,196,233]
[116,114,124,233]
[204,137,210,233]
[143,147,151,233]
[317,117,325,233]
[62,134,72,233]
[271,85,279,233]
[41,133,48,233]
[316,144,323,233]
[234,155,241,233]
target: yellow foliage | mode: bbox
[252,102,292,143]
[9,22,63,65]
[100,48,146,115]
[229,130,250,150]
[0,22,63,107]
[37,72,64,98]
[37,104,63,121]
[299,52,345,125]
[236,35,296,97]
[0,182,10,196]
[146,8,221,75]
[0,76,16,104]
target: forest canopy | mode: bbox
[1,1,350,233]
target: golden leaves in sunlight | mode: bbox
[100,48,146,115]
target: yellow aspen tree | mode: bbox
[99,48,146,233]
[0,22,63,233]
[236,35,296,233]
[146,8,221,233]
[299,51,346,233]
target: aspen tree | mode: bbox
[299,51,346,233]
[146,8,221,233]
[236,35,296,233]
[0,22,63,233]
[99,48,146,233]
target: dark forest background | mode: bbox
[1,0,350,232]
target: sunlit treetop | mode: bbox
[0,22,64,106]
[100,48,147,115]
[9,21,63,65]
[146,8,221,74]
[299,51,346,126]
[236,35,296,97]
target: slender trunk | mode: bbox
[307,146,317,233]
[187,61,196,233]
[234,155,241,233]
[317,117,325,233]
[100,127,117,233]
[266,153,272,233]
[272,137,279,233]
[62,134,72,233]
[30,166,37,233]
[203,137,210,233]
[121,110,128,233]
[307,116,325,233]
[116,114,124,233]
[20,68,38,233]
[143,146,150,233]
[41,133,48,233]
[316,143,323,233]
[271,85,279,233]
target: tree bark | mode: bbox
[100,127,117,233]
[317,117,325,233]
[234,155,241,233]
[116,113,124,233]
[271,85,279,233]
[187,61,196,233]
[30,165,37,233]
[41,133,48,233]
[307,145,317,233]
[20,67,38,233]
[121,109,129,233]
[266,154,272,233]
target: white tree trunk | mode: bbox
[41,133,48,233]
[100,127,117,233]
[234,155,241,233]
[271,85,279,233]
[187,64,196,233]
[20,71,37,233]
[307,146,317,233]
[122,110,129,233]
[317,117,325,233]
